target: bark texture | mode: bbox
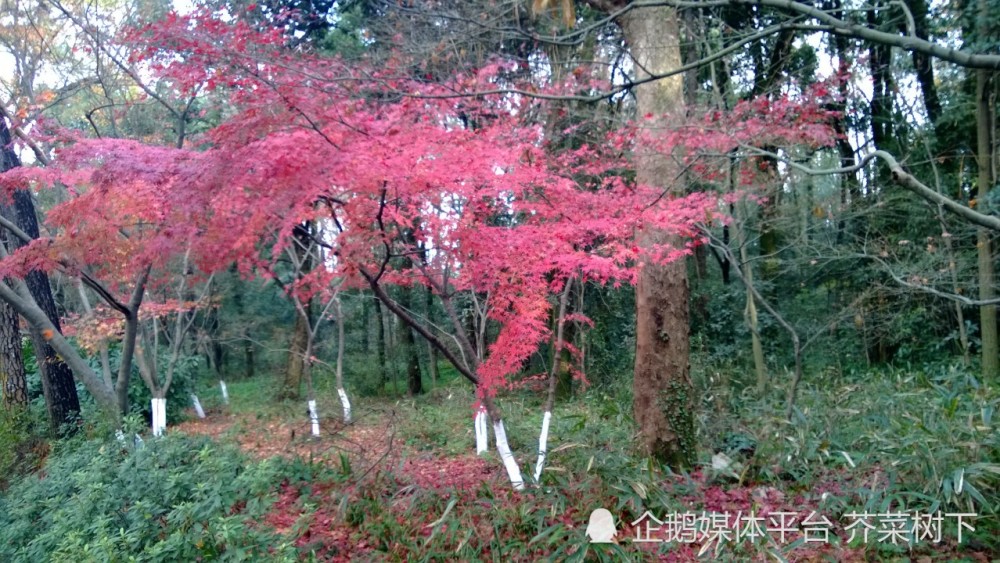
[623,7,696,468]
[0,298,26,408]
[1,118,80,430]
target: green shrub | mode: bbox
[126,352,201,423]
[0,408,48,492]
[0,433,297,562]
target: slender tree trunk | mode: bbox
[230,269,255,377]
[481,392,524,490]
[335,296,351,423]
[940,205,972,364]
[555,281,575,398]
[868,3,895,155]
[361,292,370,354]
[752,29,795,287]
[736,199,767,394]
[206,301,224,377]
[1,118,80,431]
[535,278,573,482]
[976,58,998,382]
[282,302,309,400]
[361,269,525,489]
[388,311,400,395]
[302,314,319,436]
[400,285,423,396]
[623,7,696,468]
[425,286,438,386]
[373,295,387,391]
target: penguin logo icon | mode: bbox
[585,508,617,543]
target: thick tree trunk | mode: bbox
[623,7,696,468]
[0,298,26,409]
[905,0,941,126]
[1,119,80,431]
[0,199,25,410]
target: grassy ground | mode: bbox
[2,361,998,561]
[167,360,999,561]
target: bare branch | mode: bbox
[744,147,1000,231]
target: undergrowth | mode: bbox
[2,361,997,561]
[0,425,298,562]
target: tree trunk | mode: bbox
[400,285,423,396]
[976,58,998,382]
[425,286,438,386]
[1,118,80,431]
[230,268,255,377]
[535,278,573,482]
[0,297,26,409]
[623,7,696,468]
[373,295,387,391]
[904,0,941,125]
[206,304,224,376]
[361,292,370,354]
[335,296,351,423]
[752,29,795,287]
[0,196,25,410]
[868,3,896,154]
[282,303,308,400]
[736,198,767,394]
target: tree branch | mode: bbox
[745,147,1000,231]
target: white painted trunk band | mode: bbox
[337,388,352,423]
[533,411,552,483]
[219,380,229,404]
[493,420,525,491]
[191,394,206,419]
[475,409,488,454]
[308,399,320,436]
[151,397,166,437]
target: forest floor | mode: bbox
[168,367,999,562]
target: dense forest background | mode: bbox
[0,0,998,559]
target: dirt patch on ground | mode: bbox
[174,408,497,492]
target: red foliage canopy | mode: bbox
[0,10,839,398]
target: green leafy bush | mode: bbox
[126,352,201,422]
[0,408,48,492]
[0,433,296,562]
